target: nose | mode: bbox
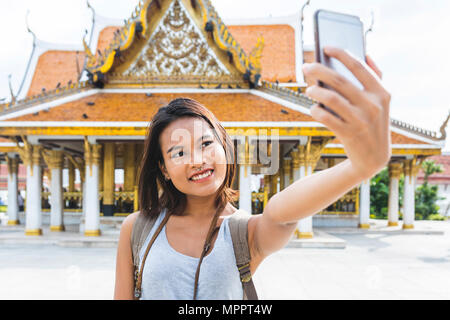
[191,146,204,165]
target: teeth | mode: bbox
[191,170,212,181]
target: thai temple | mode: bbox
[0,0,446,238]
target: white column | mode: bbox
[238,164,252,214]
[6,155,19,225]
[43,150,65,231]
[358,178,370,228]
[82,180,86,217]
[50,166,64,231]
[297,163,313,238]
[25,145,42,236]
[387,163,402,227]
[402,160,416,229]
[84,143,102,236]
[85,164,100,236]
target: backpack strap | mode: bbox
[228,210,258,300]
[130,211,158,288]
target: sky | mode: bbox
[0,0,449,151]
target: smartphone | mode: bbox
[313,9,366,120]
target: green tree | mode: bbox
[369,168,404,219]
[369,160,446,220]
[414,160,445,220]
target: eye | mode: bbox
[202,140,213,148]
[172,150,184,158]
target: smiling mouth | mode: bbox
[189,169,214,181]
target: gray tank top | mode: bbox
[138,208,244,300]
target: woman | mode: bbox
[114,47,391,299]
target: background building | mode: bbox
[0,0,446,237]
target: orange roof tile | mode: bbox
[96,26,118,53]
[6,92,313,122]
[228,25,296,82]
[27,50,86,97]
[24,24,297,99]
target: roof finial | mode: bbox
[300,0,311,65]
[364,10,375,49]
[8,74,16,105]
[437,110,450,141]
[86,0,96,48]
[25,10,36,44]
[13,10,38,99]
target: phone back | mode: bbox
[314,9,366,90]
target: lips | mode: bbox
[189,168,214,180]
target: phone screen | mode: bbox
[314,10,366,91]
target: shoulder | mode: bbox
[122,211,140,232]
[119,211,140,241]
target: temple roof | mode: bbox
[95,23,296,83]
[82,0,264,88]
[0,89,442,153]
[4,92,311,122]
[26,50,86,97]
[0,0,445,157]
[416,153,450,183]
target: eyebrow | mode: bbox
[166,134,214,154]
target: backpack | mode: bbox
[131,209,258,300]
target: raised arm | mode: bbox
[248,47,391,271]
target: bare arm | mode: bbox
[113,212,138,300]
[249,48,391,268]
[249,158,365,267]
[267,158,364,224]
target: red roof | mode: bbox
[417,153,450,184]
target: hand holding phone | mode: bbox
[302,9,392,180]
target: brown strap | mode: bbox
[228,211,258,300]
[134,211,171,299]
[192,211,221,300]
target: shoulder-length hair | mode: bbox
[137,97,239,218]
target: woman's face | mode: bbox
[158,116,228,197]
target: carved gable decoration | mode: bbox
[83,0,263,88]
[124,0,230,79]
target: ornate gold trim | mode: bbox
[388,162,403,179]
[42,149,64,170]
[7,220,20,225]
[25,228,42,236]
[388,221,399,227]
[83,0,262,86]
[295,230,314,239]
[84,229,101,237]
[358,223,370,229]
[402,224,414,230]
[50,225,65,232]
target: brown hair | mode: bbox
[137,97,239,218]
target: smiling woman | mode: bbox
[114,97,253,300]
[139,97,238,219]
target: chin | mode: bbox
[182,180,222,197]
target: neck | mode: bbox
[184,193,220,219]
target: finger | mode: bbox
[365,55,383,79]
[303,62,367,106]
[309,103,347,138]
[305,85,362,125]
[324,46,384,93]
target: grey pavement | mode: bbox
[0,217,449,299]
